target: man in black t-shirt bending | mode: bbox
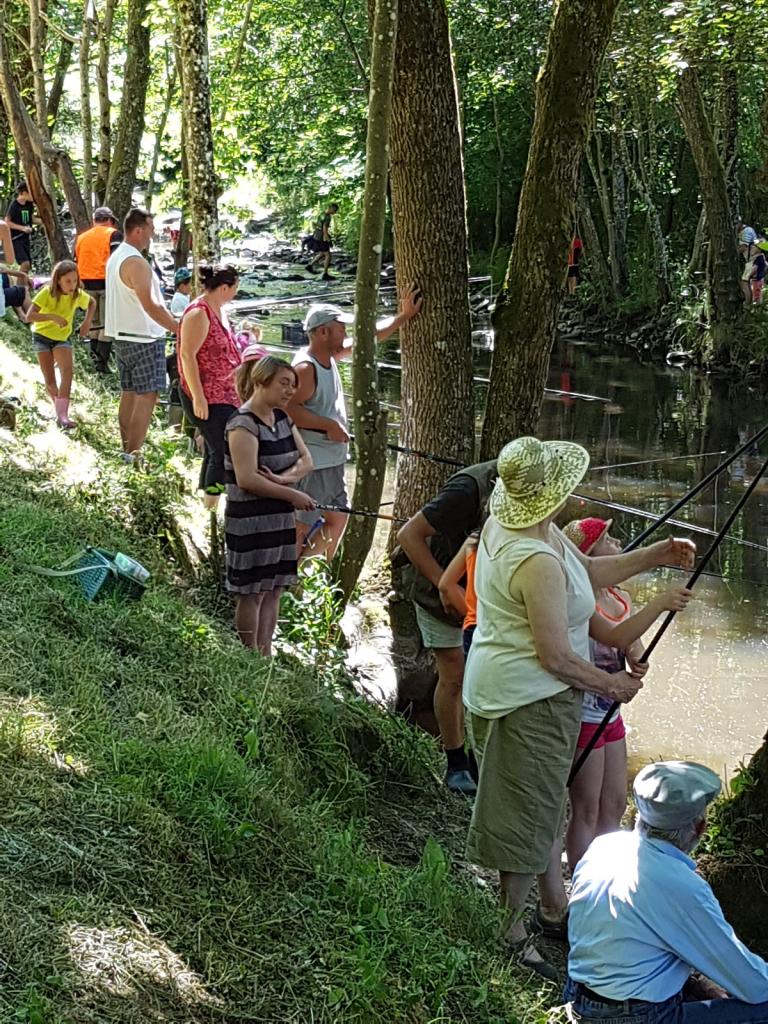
[397,461,497,795]
[6,182,39,272]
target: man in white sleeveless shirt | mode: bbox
[105,208,179,459]
[289,286,422,559]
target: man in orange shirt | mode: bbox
[74,206,122,372]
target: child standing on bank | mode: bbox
[26,260,95,428]
[562,517,694,871]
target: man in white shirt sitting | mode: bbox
[565,760,768,1021]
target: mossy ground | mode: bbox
[0,318,556,1022]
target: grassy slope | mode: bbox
[0,320,553,1023]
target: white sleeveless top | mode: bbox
[464,519,595,718]
[104,241,167,343]
[291,348,348,469]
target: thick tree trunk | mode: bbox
[93,0,116,203]
[176,0,218,267]
[334,0,398,602]
[480,0,620,457]
[105,0,150,222]
[677,65,742,359]
[79,3,93,217]
[0,26,68,260]
[388,0,475,716]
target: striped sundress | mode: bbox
[224,405,300,594]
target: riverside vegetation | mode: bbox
[0,316,555,1022]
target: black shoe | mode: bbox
[446,769,477,796]
[531,903,569,942]
[306,263,318,273]
[510,938,559,983]
[321,272,336,282]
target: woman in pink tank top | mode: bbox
[177,264,242,508]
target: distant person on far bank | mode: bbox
[737,219,757,247]
[565,759,768,1021]
[288,285,422,560]
[74,206,122,373]
[170,267,192,315]
[104,208,178,462]
[306,202,339,281]
[6,181,40,272]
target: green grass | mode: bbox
[0,320,554,1022]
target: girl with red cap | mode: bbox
[562,517,694,872]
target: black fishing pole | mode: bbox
[573,492,768,556]
[618,424,768,550]
[316,503,406,523]
[589,450,727,473]
[568,449,768,786]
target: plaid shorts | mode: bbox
[114,339,167,394]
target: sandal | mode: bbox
[509,936,559,983]
[532,903,570,943]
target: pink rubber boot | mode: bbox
[54,397,75,429]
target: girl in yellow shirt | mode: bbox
[26,260,95,428]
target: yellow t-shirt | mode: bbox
[31,285,91,342]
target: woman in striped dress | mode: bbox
[225,354,315,653]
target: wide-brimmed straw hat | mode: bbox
[489,436,590,529]
[563,516,613,554]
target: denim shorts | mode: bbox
[33,335,72,354]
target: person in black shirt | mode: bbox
[6,181,39,272]
[397,461,498,795]
[306,202,339,282]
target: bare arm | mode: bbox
[375,283,423,343]
[519,554,643,703]
[260,425,314,485]
[178,307,209,416]
[0,264,30,285]
[25,302,67,328]
[286,362,349,441]
[561,529,696,589]
[79,295,97,336]
[6,219,30,232]
[590,587,693,651]
[397,511,442,589]
[229,428,314,509]
[437,540,470,620]
[121,256,178,335]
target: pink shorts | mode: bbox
[576,715,626,750]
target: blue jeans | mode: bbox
[564,978,768,1022]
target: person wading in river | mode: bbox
[288,285,422,560]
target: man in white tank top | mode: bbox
[288,287,422,559]
[105,208,179,459]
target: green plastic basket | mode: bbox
[33,546,147,603]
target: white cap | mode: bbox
[303,303,354,333]
[633,760,721,829]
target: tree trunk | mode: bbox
[174,125,192,270]
[611,129,629,293]
[586,134,621,301]
[176,0,218,268]
[677,65,742,359]
[480,0,620,457]
[0,25,68,260]
[579,188,611,307]
[105,0,151,222]
[145,47,177,206]
[46,39,74,131]
[93,0,117,203]
[28,0,54,194]
[489,89,504,268]
[334,0,398,602]
[79,2,93,217]
[388,0,475,715]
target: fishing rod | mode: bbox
[316,503,406,523]
[620,423,768,549]
[568,448,768,786]
[589,450,728,473]
[573,492,768,556]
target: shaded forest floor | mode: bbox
[0,317,558,1022]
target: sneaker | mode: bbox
[510,937,559,983]
[446,768,477,797]
[321,272,336,282]
[531,903,569,942]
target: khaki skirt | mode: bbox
[466,689,581,875]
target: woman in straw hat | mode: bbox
[463,437,695,981]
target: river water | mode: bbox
[232,254,767,782]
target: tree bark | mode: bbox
[387,0,475,716]
[46,39,74,130]
[587,131,622,301]
[334,0,397,602]
[0,25,68,260]
[480,0,620,457]
[105,0,151,222]
[93,0,117,203]
[677,65,742,359]
[176,0,218,269]
[489,89,504,268]
[79,1,93,217]
[145,48,177,206]
[579,188,611,307]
